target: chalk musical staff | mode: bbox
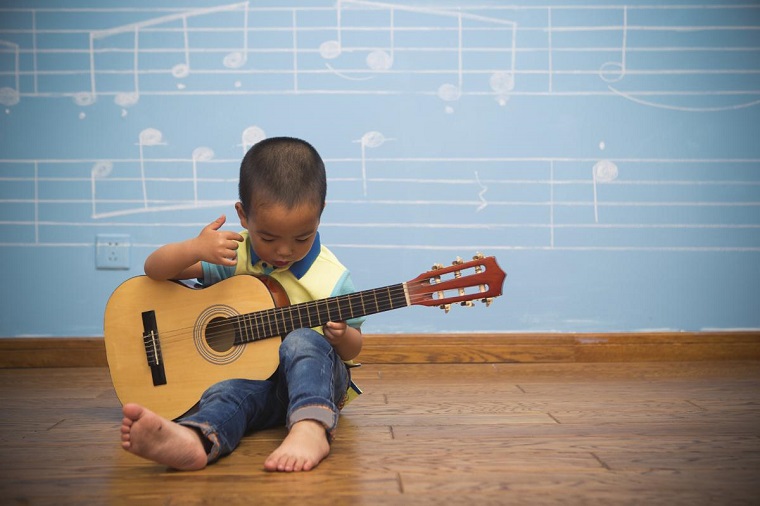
[0,2,755,110]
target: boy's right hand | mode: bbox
[195,215,245,266]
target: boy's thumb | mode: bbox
[208,214,226,230]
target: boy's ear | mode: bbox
[235,202,248,228]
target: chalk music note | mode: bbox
[430,7,517,109]
[223,1,250,69]
[592,159,619,223]
[365,8,395,72]
[241,125,266,154]
[191,147,214,204]
[90,161,114,218]
[319,0,345,61]
[355,131,391,196]
[138,128,165,209]
[114,25,141,108]
[320,0,395,79]
[171,15,191,79]
[599,6,628,83]
[0,40,21,107]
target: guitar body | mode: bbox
[104,275,289,420]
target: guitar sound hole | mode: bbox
[206,317,237,353]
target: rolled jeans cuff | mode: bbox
[178,420,222,464]
[288,404,339,440]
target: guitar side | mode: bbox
[103,275,286,420]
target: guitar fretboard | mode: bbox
[230,283,409,344]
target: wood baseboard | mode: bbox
[1,332,758,368]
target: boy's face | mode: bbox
[235,201,321,269]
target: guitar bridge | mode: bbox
[142,310,167,386]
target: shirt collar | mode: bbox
[248,232,321,280]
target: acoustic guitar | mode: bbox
[104,254,506,419]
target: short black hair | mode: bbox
[238,137,326,216]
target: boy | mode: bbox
[120,137,363,472]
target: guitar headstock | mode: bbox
[406,253,506,311]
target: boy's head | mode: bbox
[234,137,327,268]
[237,136,326,218]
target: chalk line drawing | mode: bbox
[87,126,263,220]
[4,149,759,252]
[138,128,166,210]
[585,4,760,111]
[321,0,517,109]
[0,2,756,110]
[474,171,489,212]
[191,147,215,205]
[355,131,391,196]
[0,40,20,108]
[241,126,266,154]
[592,160,619,223]
[598,6,628,84]
[85,2,251,108]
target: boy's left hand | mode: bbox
[322,321,347,345]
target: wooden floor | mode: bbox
[1,361,759,505]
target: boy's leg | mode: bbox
[122,378,285,469]
[265,328,349,472]
[180,378,285,463]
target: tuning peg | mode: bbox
[431,262,444,270]
[482,297,493,307]
[452,256,464,266]
[440,303,451,313]
[461,300,474,307]
[472,252,484,260]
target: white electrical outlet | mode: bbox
[96,234,130,270]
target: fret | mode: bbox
[271,307,281,336]
[348,292,362,317]
[254,311,262,342]
[234,316,245,345]
[264,308,272,339]
[296,303,304,329]
[337,295,350,320]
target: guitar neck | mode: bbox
[232,283,409,344]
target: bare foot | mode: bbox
[120,403,208,471]
[264,420,330,472]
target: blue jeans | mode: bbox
[178,328,350,463]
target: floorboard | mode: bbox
[0,362,758,504]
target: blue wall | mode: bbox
[1,0,759,337]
